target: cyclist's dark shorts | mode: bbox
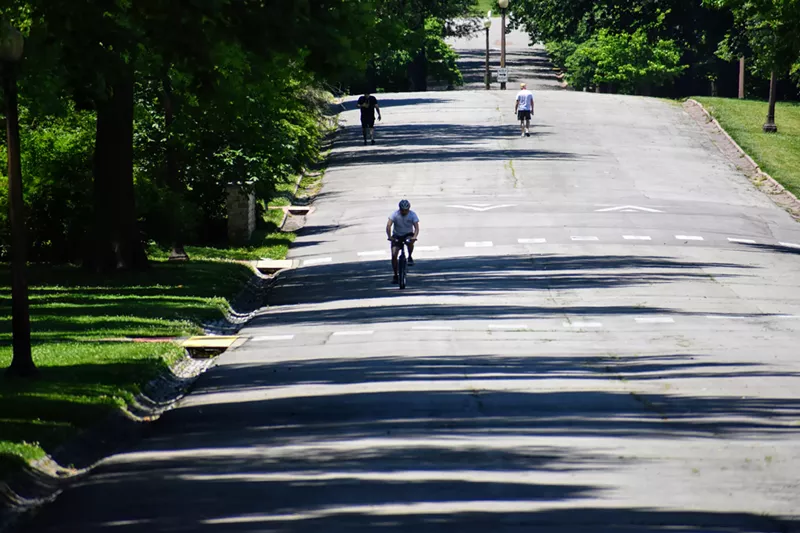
[361,115,375,128]
[391,233,414,246]
[517,110,531,121]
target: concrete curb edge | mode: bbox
[684,98,800,216]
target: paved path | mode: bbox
[450,18,565,91]
[19,31,800,533]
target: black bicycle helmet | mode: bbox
[399,199,411,210]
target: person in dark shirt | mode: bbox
[357,92,381,145]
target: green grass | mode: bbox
[0,174,312,479]
[475,0,496,14]
[693,97,800,198]
[0,259,260,476]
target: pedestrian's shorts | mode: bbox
[361,116,375,128]
[517,110,532,121]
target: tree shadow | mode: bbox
[335,123,552,150]
[743,242,800,256]
[16,353,800,532]
[259,253,753,313]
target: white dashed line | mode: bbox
[634,317,675,324]
[518,238,547,244]
[623,235,652,241]
[563,321,603,328]
[252,335,295,342]
[415,246,440,252]
[779,242,800,249]
[728,238,756,244]
[675,235,704,241]
[411,325,455,331]
[357,250,388,257]
[465,241,493,248]
[332,330,374,337]
[303,257,332,266]
[488,324,528,330]
[571,236,599,241]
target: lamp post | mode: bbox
[498,0,509,90]
[1,23,35,378]
[483,13,492,90]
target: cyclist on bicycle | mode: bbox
[386,199,419,284]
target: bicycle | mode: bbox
[390,235,415,289]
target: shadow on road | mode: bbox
[19,351,800,532]
[261,253,753,314]
[331,123,570,165]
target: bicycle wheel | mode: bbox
[398,254,407,289]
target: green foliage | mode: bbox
[546,40,579,70]
[512,0,736,96]
[0,105,94,263]
[563,29,685,94]
[708,0,800,82]
[425,18,464,88]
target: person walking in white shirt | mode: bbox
[514,83,534,137]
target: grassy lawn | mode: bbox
[0,259,258,477]
[693,97,800,198]
[0,180,310,477]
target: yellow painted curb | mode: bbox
[181,336,240,349]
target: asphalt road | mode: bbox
[18,27,800,533]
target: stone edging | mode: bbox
[683,99,800,220]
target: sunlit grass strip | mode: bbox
[0,259,256,475]
[693,97,800,199]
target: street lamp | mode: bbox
[498,0,509,90]
[1,23,35,378]
[483,13,492,90]
[763,70,778,133]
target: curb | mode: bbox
[0,356,215,532]
[684,99,800,218]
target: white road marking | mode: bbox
[303,257,332,266]
[518,238,547,244]
[595,205,663,213]
[634,317,675,324]
[779,242,800,249]
[571,236,599,241]
[357,250,388,257]
[465,241,493,248]
[252,335,295,342]
[411,325,455,331]
[447,204,516,212]
[774,314,800,319]
[415,246,440,252]
[488,324,528,330]
[728,238,756,244]
[623,235,652,241]
[675,235,704,241]
[705,315,748,320]
[563,321,603,328]
[332,331,374,337]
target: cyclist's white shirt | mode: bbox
[390,210,419,235]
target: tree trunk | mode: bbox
[3,62,36,378]
[87,67,149,271]
[408,47,428,92]
[162,72,188,262]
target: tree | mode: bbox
[707,0,800,132]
